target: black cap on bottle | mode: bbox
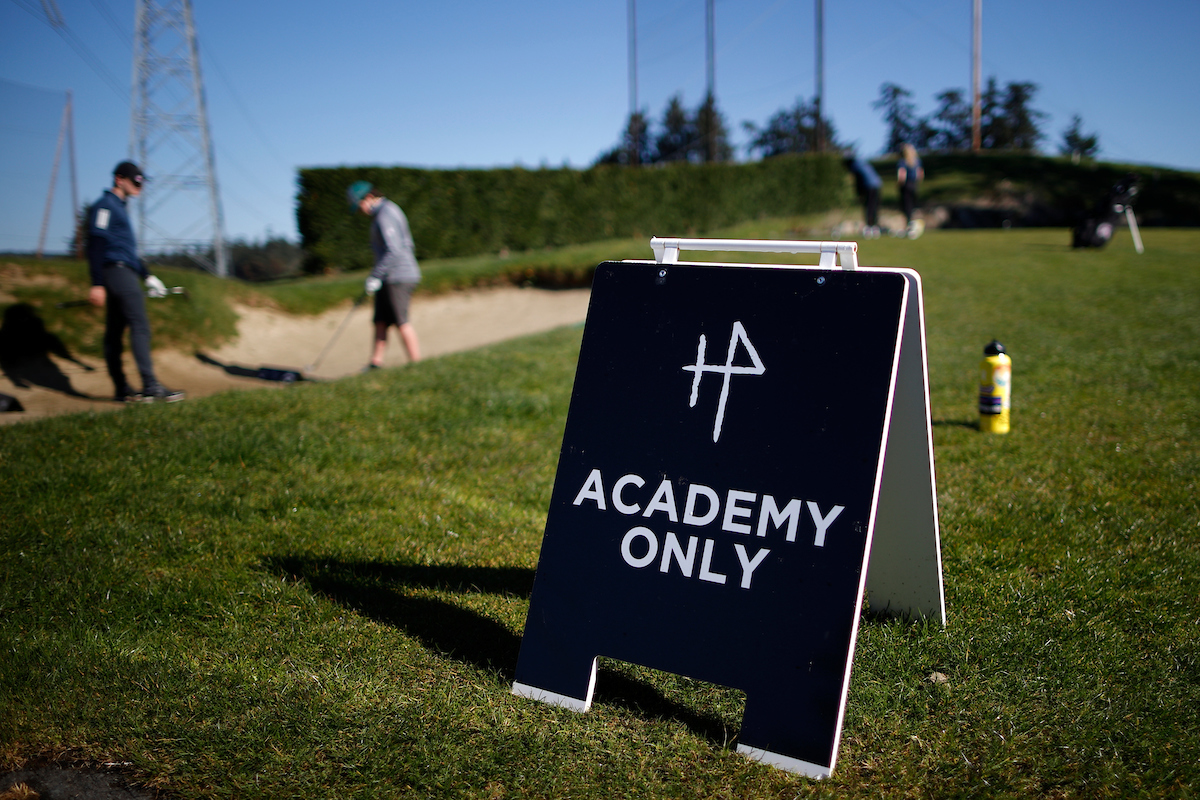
[984,339,1006,356]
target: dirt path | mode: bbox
[0,285,591,426]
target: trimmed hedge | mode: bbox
[883,153,1200,229]
[296,155,850,272]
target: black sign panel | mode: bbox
[513,260,909,776]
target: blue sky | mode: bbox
[3,0,1198,254]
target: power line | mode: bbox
[89,0,131,43]
[201,39,291,171]
[16,0,282,232]
[0,75,68,94]
[8,0,43,20]
[8,0,128,100]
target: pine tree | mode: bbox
[1059,115,1100,161]
[595,112,653,166]
[978,77,1008,150]
[928,89,972,152]
[694,93,733,163]
[872,83,918,155]
[1002,81,1046,151]
[655,95,698,163]
[744,98,839,158]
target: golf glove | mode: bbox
[145,275,168,298]
[365,276,383,294]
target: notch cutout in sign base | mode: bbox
[512,238,944,778]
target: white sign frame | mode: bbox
[513,238,945,778]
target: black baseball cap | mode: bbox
[114,161,144,186]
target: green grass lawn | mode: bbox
[2,227,1198,798]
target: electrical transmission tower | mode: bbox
[130,0,228,276]
[37,90,79,259]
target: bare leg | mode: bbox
[398,322,421,362]
[371,322,389,367]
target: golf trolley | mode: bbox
[1072,173,1144,254]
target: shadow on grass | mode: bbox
[264,556,739,748]
[932,417,979,430]
[0,303,97,399]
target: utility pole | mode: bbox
[628,0,638,118]
[32,0,80,259]
[37,90,78,259]
[130,0,228,276]
[628,0,639,164]
[705,0,716,161]
[815,0,825,152]
[705,0,715,99]
[971,0,982,152]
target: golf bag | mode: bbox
[1073,173,1139,249]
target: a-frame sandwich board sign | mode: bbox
[512,237,944,778]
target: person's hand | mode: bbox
[145,275,168,298]
[89,285,106,307]
[365,276,382,294]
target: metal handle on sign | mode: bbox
[650,237,858,269]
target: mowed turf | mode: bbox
[1,227,1198,798]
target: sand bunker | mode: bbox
[0,285,591,425]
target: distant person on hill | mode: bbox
[897,143,925,239]
[347,181,422,370]
[845,155,882,238]
[86,161,184,402]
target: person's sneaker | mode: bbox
[361,363,381,373]
[114,386,139,403]
[139,384,186,403]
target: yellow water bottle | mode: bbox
[979,340,1011,433]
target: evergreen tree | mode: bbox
[694,93,734,163]
[655,95,698,163]
[1059,114,1100,160]
[872,83,919,155]
[1002,81,1046,151]
[595,111,653,166]
[927,89,972,152]
[744,98,839,158]
[979,79,1045,151]
[870,76,1048,155]
[978,77,1008,150]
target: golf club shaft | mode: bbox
[305,293,366,372]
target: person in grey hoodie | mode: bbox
[347,181,422,369]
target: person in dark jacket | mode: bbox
[846,155,882,238]
[87,161,183,402]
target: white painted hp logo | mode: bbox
[682,321,766,442]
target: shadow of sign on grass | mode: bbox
[265,556,740,747]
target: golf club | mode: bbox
[304,293,367,374]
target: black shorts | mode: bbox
[373,282,416,326]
